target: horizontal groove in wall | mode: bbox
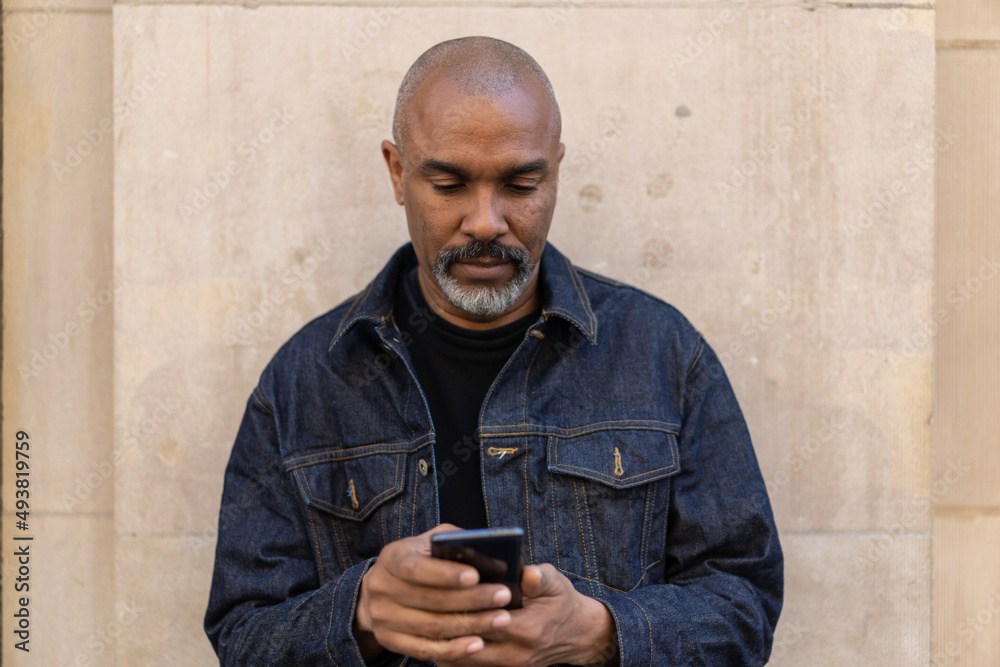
[0,7,111,12]
[104,0,934,10]
[934,506,1000,518]
[937,40,1000,49]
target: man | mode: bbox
[205,37,782,666]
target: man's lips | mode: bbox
[452,258,512,280]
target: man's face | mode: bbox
[382,74,564,326]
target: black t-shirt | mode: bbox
[393,267,539,529]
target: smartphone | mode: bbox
[430,527,524,609]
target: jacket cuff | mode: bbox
[326,557,406,667]
[598,594,652,667]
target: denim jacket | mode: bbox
[205,243,783,666]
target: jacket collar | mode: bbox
[330,242,597,350]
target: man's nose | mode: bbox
[461,186,508,240]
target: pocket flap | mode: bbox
[547,425,681,489]
[286,447,407,521]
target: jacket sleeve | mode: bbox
[204,389,392,666]
[598,337,783,667]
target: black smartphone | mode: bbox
[430,527,525,609]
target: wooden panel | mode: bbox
[933,513,1000,666]
[938,0,1000,42]
[934,49,1000,507]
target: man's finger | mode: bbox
[519,563,547,598]
[377,606,511,640]
[376,577,512,612]
[376,628,486,664]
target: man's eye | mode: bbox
[508,184,538,194]
[432,183,464,192]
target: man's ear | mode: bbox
[551,142,566,183]
[381,140,405,206]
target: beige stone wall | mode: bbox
[3,1,948,664]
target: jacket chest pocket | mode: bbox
[285,443,430,582]
[545,425,681,594]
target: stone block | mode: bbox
[115,535,219,665]
[937,0,1000,42]
[770,532,930,665]
[934,48,1000,508]
[3,12,114,517]
[1,515,115,666]
[933,512,1000,666]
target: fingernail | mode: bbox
[493,587,511,606]
[459,570,478,586]
[492,611,511,629]
[467,638,484,654]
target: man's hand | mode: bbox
[439,563,619,667]
[353,525,514,663]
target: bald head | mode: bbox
[391,37,561,154]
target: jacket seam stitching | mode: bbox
[564,256,598,336]
[686,333,705,377]
[324,572,343,665]
[252,386,274,415]
[519,341,545,559]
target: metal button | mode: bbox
[418,459,429,476]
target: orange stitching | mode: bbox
[523,445,534,563]
[551,470,562,571]
[614,448,624,477]
[323,570,342,664]
[410,462,419,537]
[304,498,326,582]
[252,386,273,415]
[686,333,705,377]
[487,447,519,458]
[578,479,599,597]
[551,461,678,483]
[639,479,652,564]
[623,596,654,667]
[564,257,598,335]
[558,564,661,594]
[347,479,360,510]
[571,479,593,585]
[477,419,682,436]
[331,517,351,572]
[331,283,373,344]
[284,438,432,466]
[403,381,415,437]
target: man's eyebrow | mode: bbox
[417,158,550,179]
[502,158,550,179]
[419,159,469,178]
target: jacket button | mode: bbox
[418,459,429,476]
